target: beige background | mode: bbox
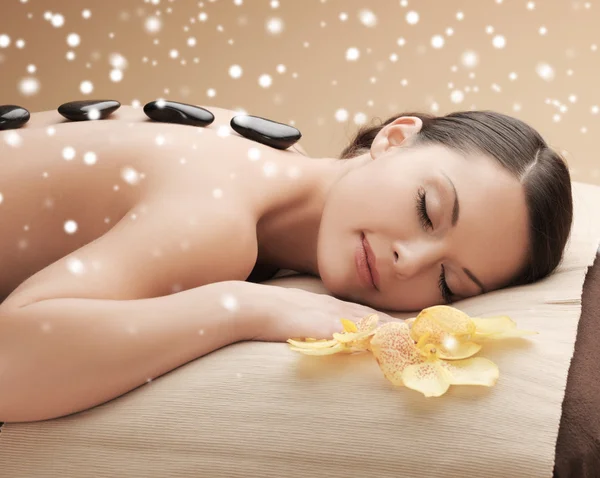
[1,0,599,184]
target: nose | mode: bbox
[392,240,443,279]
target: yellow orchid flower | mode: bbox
[370,322,499,397]
[408,306,482,360]
[407,306,537,358]
[287,314,379,355]
[287,306,536,397]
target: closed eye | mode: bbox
[416,188,433,230]
[439,265,454,304]
[415,187,455,303]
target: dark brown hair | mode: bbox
[339,110,573,288]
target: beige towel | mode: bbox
[1,181,600,478]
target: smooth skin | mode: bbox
[0,105,529,421]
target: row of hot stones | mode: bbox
[0,100,302,150]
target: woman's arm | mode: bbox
[0,191,259,422]
[0,280,267,423]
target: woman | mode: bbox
[0,105,572,422]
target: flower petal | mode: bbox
[349,338,376,353]
[287,338,339,349]
[410,306,476,344]
[330,315,379,349]
[333,330,377,344]
[357,314,380,332]
[370,322,422,386]
[401,361,452,397]
[471,316,516,335]
[440,357,500,387]
[288,343,348,355]
[372,349,408,386]
[341,318,358,333]
[287,314,380,355]
[437,340,482,360]
[472,316,537,339]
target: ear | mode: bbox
[370,116,423,159]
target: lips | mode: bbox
[362,233,380,291]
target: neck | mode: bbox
[255,151,370,276]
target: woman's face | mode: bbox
[317,117,530,311]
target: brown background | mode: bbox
[1,0,599,184]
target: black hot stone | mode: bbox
[0,105,30,130]
[143,100,215,127]
[57,100,121,121]
[230,115,301,150]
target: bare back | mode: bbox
[0,105,306,306]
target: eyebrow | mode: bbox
[463,267,486,294]
[442,171,460,227]
[441,171,486,294]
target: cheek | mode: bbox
[316,206,345,292]
[336,170,413,229]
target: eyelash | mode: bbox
[415,188,454,304]
[416,188,433,230]
[439,266,453,304]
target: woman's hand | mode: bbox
[249,285,401,343]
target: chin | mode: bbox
[318,264,344,296]
[318,258,362,303]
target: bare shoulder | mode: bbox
[0,191,258,311]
